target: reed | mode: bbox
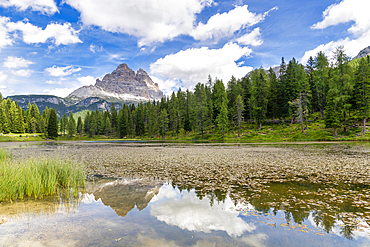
[0,150,85,202]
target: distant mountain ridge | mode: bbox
[7,64,164,117]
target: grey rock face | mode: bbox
[354,46,370,60]
[69,63,164,101]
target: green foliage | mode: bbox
[47,108,58,139]
[0,150,85,202]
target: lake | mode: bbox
[1,141,370,246]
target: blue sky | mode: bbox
[0,0,368,97]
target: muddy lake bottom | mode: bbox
[1,141,370,246]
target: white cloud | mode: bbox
[6,21,82,46]
[150,42,252,94]
[311,0,370,35]
[150,185,256,237]
[89,43,103,53]
[11,69,33,77]
[77,75,95,86]
[236,27,263,46]
[0,71,8,83]
[45,65,81,77]
[43,87,77,97]
[191,6,275,42]
[65,0,213,46]
[302,0,370,64]
[0,0,59,15]
[0,17,13,49]
[3,56,34,69]
[45,79,63,85]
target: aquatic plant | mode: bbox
[0,150,85,202]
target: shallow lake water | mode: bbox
[1,141,370,246]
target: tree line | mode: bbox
[0,46,369,139]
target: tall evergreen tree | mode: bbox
[354,57,370,132]
[77,116,83,135]
[158,108,169,140]
[313,51,330,119]
[235,94,244,138]
[194,83,208,139]
[67,111,76,137]
[47,109,58,139]
[251,69,268,129]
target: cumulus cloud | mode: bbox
[0,17,13,49]
[3,56,34,69]
[236,27,263,46]
[77,75,95,86]
[65,0,274,46]
[311,0,369,35]
[7,21,82,46]
[45,65,81,77]
[191,6,276,42]
[150,42,252,94]
[302,0,370,64]
[43,87,76,97]
[150,185,256,237]
[65,0,213,46]
[0,0,59,15]
[11,69,33,77]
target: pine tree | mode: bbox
[77,116,83,135]
[194,83,208,139]
[67,111,76,137]
[267,67,279,120]
[135,102,145,137]
[158,108,169,140]
[236,94,244,138]
[251,69,268,129]
[353,57,370,132]
[217,100,228,139]
[332,46,352,133]
[314,51,329,119]
[110,103,118,136]
[47,109,58,139]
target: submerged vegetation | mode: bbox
[0,149,85,202]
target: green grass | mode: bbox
[0,150,85,202]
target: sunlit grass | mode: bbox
[0,150,85,202]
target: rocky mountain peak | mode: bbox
[354,46,370,60]
[69,63,163,102]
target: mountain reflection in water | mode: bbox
[1,179,370,246]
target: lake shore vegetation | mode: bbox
[0,49,369,143]
[0,149,85,202]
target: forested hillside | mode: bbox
[1,47,369,141]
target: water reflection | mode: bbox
[1,179,370,246]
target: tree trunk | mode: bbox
[238,123,240,138]
[305,115,308,130]
[334,128,337,137]
[364,118,367,133]
[320,107,324,120]
[343,110,347,133]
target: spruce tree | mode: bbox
[251,69,268,129]
[236,94,244,138]
[67,111,76,137]
[354,57,370,132]
[158,108,169,140]
[47,109,58,139]
[77,116,83,135]
[217,100,228,139]
[314,51,329,119]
